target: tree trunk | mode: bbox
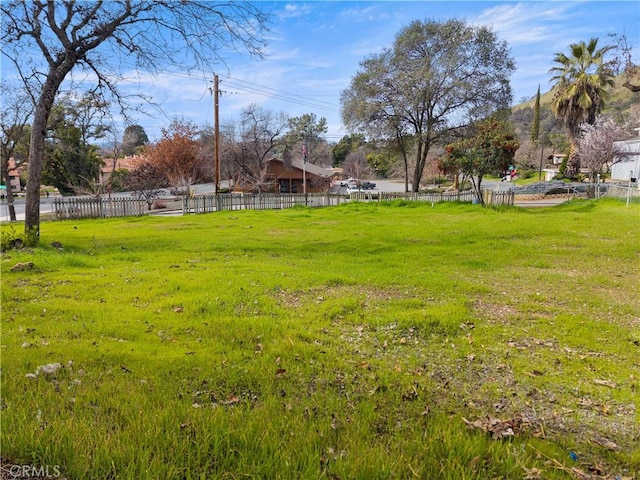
[411,142,424,192]
[476,174,484,204]
[24,68,70,245]
[411,165,420,193]
[565,144,580,179]
[3,166,16,221]
[412,142,429,193]
[403,154,409,193]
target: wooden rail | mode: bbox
[49,188,517,220]
[52,198,147,220]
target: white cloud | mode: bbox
[339,5,390,23]
[471,3,572,45]
[280,3,313,19]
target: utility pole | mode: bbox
[302,138,307,196]
[214,74,220,194]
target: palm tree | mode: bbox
[549,38,614,177]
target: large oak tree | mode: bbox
[1,1,269,244]
[341,19,515,192]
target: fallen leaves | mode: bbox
[192,392,242,409]
[463,413,536,439]
[592,379,617,389]
[592,435,619,451]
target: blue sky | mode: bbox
[133,0,638,142]
[4,1,639,143]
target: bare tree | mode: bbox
[342,147,372,181]
[0,82,33,221]
[233,163,277,194]
[1,1,269,244]
[102,126,124,187]
[241,104,289,170]
[608,33,640,93]
[126,162,167,210]
[221,105,290,191]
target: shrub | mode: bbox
[1,224,26,251]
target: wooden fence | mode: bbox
[52,197,148,219]
[183,193,345,214]
[50,188,515,220]
[183,189,513,215]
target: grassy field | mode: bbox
[1,199,638,479]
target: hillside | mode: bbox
[512,72,639,115]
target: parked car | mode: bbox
[340,178,358,187]
[361,181,376,190]
[347,186,365,196]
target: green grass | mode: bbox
[2,199,639,479]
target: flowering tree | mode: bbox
[439,119,519,203]
[576,116,635,182]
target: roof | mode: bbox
[101,155,143,174]
[267,157,335,178]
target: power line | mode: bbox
[146,69,341,114]
[223,81,340,113]
[221,75,340,113]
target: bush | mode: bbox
[1,224,26,252]
[518,168,536,179]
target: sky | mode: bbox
[4,1,640,143]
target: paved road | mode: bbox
[0,197,54,222]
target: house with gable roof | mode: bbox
[235,157,336,193]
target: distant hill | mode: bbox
[512,72,639,116]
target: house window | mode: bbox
[279,180,289,193]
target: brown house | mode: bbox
[235,157,335,194]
